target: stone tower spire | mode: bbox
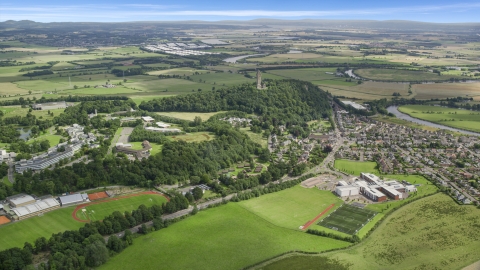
[256,69,262,89]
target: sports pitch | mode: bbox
[318,204,377,235]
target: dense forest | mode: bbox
[139,80,332,128]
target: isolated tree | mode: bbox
[192,187,203,201]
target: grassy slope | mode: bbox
[76,194,168,221]
[398,104,480,133]
[262,194,480,270]
[100,203,350,270]
[238,185,343,230]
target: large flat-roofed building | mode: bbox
[379,186,403,200]
[142,116,155,122]
[58,193,89,206]
[363,187,387,202]
[7,194,36,208]
[145,127,181,133]
[335,186,360,197]
[360,173,382,185]
[11,198,60,220]
[32,101,68,110]
[342,101,366,110]
[15,142,83,173]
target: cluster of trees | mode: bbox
[139,80,332,132]
[231,177,305,202]
[22,70,53,77]
[13,124,260,194]
[0,95,129,107]
[128,126,170,144]
[9,140,50,155]
[0,126,20,143]
[111,68,144,77]
[307,229,359,243]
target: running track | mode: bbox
[301,203,335,230]
[71,191,170,222]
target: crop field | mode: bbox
[238,185,343,230]
[156,111,227,121]
[190,72,254,86]
[168,132,215,143]
[1,106,65,120]
[318,81,409,100]
[267,68,339,81]
[100,203,350,270]
[398,105,480,133]
[75,193,168,222]
[412,82,480,100]
[126,78,213,94]
[355,68,464,82]
[147,67,209,76]
[0,207,83,250]
[0,82,32,96]
[318,204,377,235]
[334,159,379,176]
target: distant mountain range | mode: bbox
[1,19,480,32]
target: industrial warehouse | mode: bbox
[335,173,417,202]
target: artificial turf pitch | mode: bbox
[318,204,377,235]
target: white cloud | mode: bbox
[1,2,480,21]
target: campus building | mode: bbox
[11,198,60,220]
[335,186,360,197]
[15,142,83,173]
[145,127,181,133]
[58,193,89,206]
[7,194,36,208]
[116,140,152,159]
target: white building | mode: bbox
[156,122,171,128]
[342,101,366,110]
[335,186,360,197]
[145,127,181,133]
[142,116,155,122]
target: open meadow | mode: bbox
[100,202,350,270]
[156,111,227,121]
[238,185,343,230]
[263,194,480,270]
[168,132,215,143]
[334,159,379,176]
[398,104,480,133]
[354,68,464,82]
[412,82,480,100]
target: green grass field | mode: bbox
[76,194,168,221]
[334,159,379,175]
[262,194,480,270]
[130,141,163,156]
[240,127,268,147]
[318,204,377,235]
[355,68,464,82]
[238,185,344,230]
[100,202,350,270]
[398,105,480,133]
[0,207,83,251]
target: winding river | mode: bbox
[223,54,265,63]
[386,106,480,137]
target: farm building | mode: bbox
[31,101,68,110]
[335,186,360,197]
[7,194,36,208]
[58,193,89,206]
[11,198,60,220]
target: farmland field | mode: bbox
[355,68,464,82]
[156,111,227,121]
[317,81,410,100]
[318,204,377,235]
[412,82,480,100]
[100,202,350,270]
[398,104,480,133]
[168,132,215,143]
[238,185,343,230]
[75,193,168,221]
[263,194,480,270]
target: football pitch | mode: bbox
[318,204,377,235]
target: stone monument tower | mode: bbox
[256,69,263,89]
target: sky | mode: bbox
[1,0,480,23]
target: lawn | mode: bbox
[0,207,83,251]
[334,159,379,176]
[238,185,343,230]
[130,141,163,156]
[100,203,350,270]
[75,194,168,221]
[398,104,480,133]
[262,194,480,270]
[317,204,377,235]
[26,134,63,146]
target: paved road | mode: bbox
[7,160,14,184]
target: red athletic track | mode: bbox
[301,204,335,230]
[71,191,170,223]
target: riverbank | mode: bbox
[387,106,480,137]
